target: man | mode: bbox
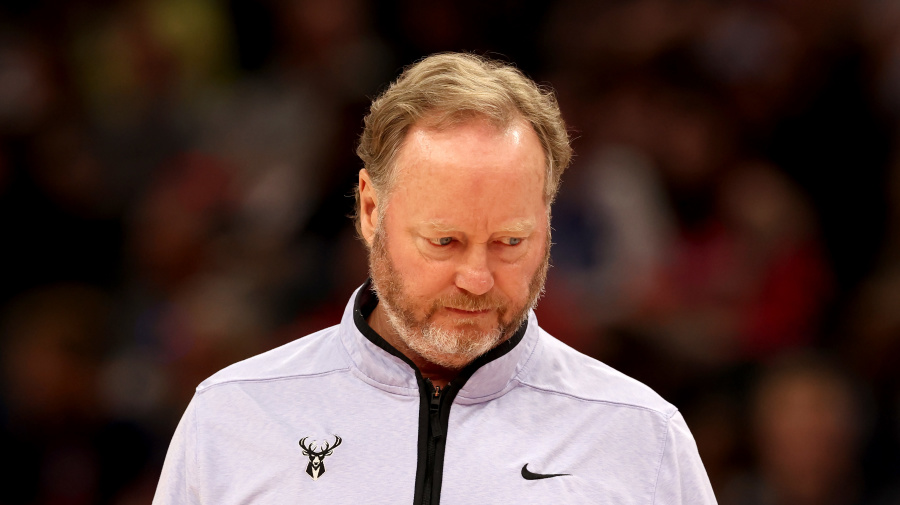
[154,53,717,504]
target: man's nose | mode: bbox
[455,246,494,295]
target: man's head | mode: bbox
[355,53,572,229]
[355,53,572,369]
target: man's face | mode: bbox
[366,117,550,369]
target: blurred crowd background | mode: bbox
[1,0,899,503]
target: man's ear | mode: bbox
[358,169,379,246]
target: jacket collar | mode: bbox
[338,281,540,401]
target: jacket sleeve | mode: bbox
[652,410,717,505]
[153,395,202,505]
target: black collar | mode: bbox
[352,279,528,385]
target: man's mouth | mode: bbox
[444,307,493,316]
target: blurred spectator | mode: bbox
[0,285,154,504]
[724,354,867,505]
[0,31,56,136]
[837,140,900,501]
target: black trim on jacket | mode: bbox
[353,280,527,505]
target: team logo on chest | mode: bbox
[299,435,342,481]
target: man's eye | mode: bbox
[435,237,453,246]
[507,237,523,246]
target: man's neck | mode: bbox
[366,303,457,388]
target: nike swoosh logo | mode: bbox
[521,463,570,480]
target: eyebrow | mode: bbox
[497,220,535,234]
[422,219,535,234]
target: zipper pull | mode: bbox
[429,382,444,439]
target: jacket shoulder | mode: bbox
[196,324,347,393]
[520,329,677,418]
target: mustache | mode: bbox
[435,292,506,312]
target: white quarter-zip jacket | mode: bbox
[153,283,717,504]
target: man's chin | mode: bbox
[406,326,503,370]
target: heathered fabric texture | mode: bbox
[154,286,717,504]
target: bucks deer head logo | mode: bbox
[299,435,342,481]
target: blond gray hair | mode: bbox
[354,52,572,236]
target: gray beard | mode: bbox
[381,303,504,369]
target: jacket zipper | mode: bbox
[421,379,446,505]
